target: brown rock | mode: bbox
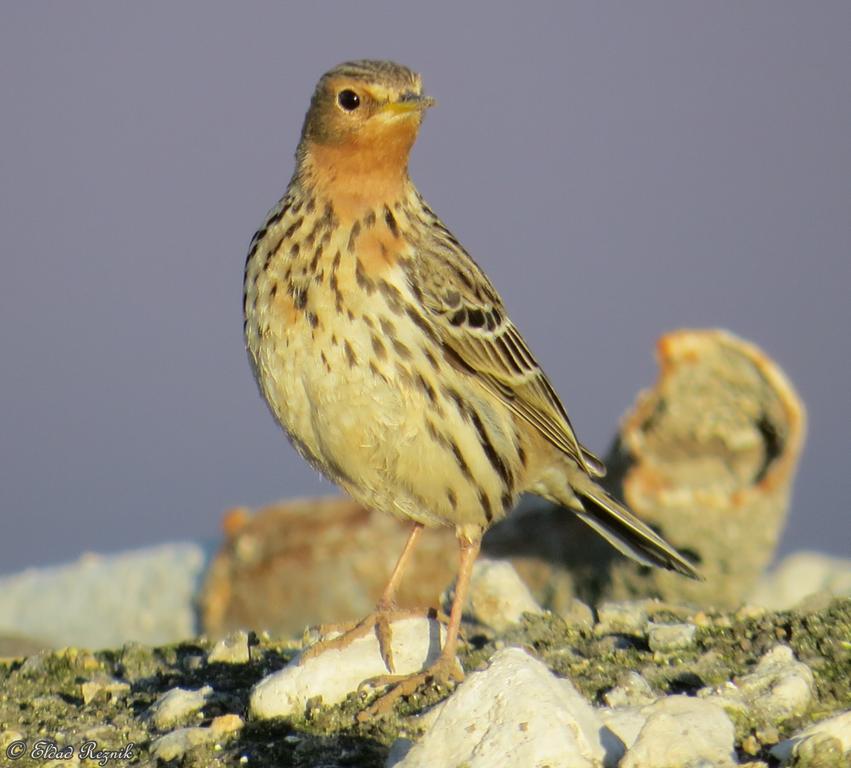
[604,329,806,607]
[198,498,456,638]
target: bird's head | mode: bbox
[296,60,435,207]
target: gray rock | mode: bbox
[250,617,446,719]
[463,558,544,632]
[647,622,697,652]
[207,629,250,664]
[770,710,851,765]
[0,543,206,648]
[389,647,612,768]
[146,685,213,730]
[619,696,736,768]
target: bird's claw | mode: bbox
[356,654,464,721]
[299,605,441,672]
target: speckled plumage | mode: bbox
[244,182,529,539]
[243,60,698,715]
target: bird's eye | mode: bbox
[337,89,361,111]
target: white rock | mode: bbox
[389,647,614,768]
[647,622,696,652]
[742,646,815,722]
[702,645,814,724]
[208,629,250,664]
[619,696,736,768]
[749,551,851,610]
[0,543,206,648]
[464,558,544,631]
[603,672,657,708]
[770,710,851,765]
[598,706,649,764]
[595,601,649,635]
[147,685,213,729]
[149,714,243,762]
[250,617,445,719]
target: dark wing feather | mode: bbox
[406,228,604,477]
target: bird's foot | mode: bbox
[355,652,464,721]
[299,603,446,673]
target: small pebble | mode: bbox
[558,598,595,630]
[595,601,649,635]
[208,629,250,664]
[741,734,760,755]
[150,727,214,762]
[647,622,697,651]
[604,671,657,708]
[149,715,243,762]
[183,653,205,672]
[147,685,213,730]
[738,645,815,723]
[210,714,244,736]
[703,645,814,725]
[80,675,130,705]
[692,610,712,627]
[736,604,768,621]
[755,725,779,746]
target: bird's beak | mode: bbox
[383,92,436,115]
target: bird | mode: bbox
[243,59,699,717]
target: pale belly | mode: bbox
[248,280,522,533]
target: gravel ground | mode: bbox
[1,597,848,767]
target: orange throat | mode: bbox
[298,132,415,217]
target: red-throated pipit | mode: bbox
[243,60,699,717]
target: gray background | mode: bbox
[1,2,849,574]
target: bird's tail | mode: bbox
[560,473,701,580]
